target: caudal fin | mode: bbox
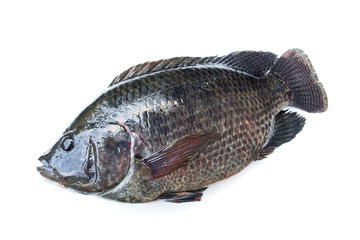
[271,49,328,113]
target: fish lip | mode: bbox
[36,158,92,190]
[39,159,50,167]
[37,158,57,180]
[37,165,55,179]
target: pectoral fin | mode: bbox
[143,132,220,180]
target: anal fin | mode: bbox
[159,187,208,203]
[258,110,306,159]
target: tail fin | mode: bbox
[271,49,328,113]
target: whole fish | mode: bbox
[38,49,328,203]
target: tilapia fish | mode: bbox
[38,49,328,203]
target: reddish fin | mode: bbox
[271,49,328,113]
[143,132,220,180]
[159,188,208,203]
[258,110,305,159]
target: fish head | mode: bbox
[37,124,131,193]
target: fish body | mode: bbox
[38,49,328,203]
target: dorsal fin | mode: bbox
[109,51,277,86]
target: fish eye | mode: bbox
[61,137,75,152]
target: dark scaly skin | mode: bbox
[68,66,292,202]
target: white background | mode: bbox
[1,1,359,239]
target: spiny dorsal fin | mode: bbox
[258,110,306,159]
[109,51,277,86]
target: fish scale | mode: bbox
[38,49,327,203]
[100,67,289,202]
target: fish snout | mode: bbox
[37,151,55,177]
[38,148,51,161]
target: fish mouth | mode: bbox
[37,161,69,188]
[37,159,58,182]
[37,158,92,190]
